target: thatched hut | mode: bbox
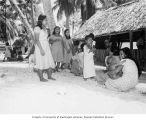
[73,0,146,71]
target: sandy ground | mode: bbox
[0,62,146,114]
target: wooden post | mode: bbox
[31,0,35,29]
[144,28,146,71]
[145,28,146,49]
[129,31,133,53]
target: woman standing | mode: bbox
[34,15,55,82]
[62,29,73,69]
[49,26,64,72]
[105,47,138,91]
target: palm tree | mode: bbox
[52,0,76,29]
[0,0,19,42]
[9,0,34,41]
[75,0,98,24]
[42,0,56,32]
[75,0,117,24]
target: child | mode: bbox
[3,42,11,62]
[106,55,126,79]
[71,43,84,76]
[83,34,96,80]
[17,51,23,61]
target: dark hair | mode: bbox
[53,26,60,35]
[47,28,51,37]
[110,45,119,56]
[36,14,47,29]
[85,35,90,41]
[80,43,86,52]
[85,33,94,41]
[6,42,9,46]
[121,47,142,77]
[64,29,71,39]
[89,33,94,40]
[121,47,132,59]
[73,40,80,46]
[111,41,118,49]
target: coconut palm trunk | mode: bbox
[31,0,35,28]
[66,15,70,29]
[9,0,34,41]
[42,0,56,32]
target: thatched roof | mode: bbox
[73,0,146,40]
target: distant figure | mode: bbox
[49,26,64,72]
[34,15,55,82]
[3,42,11,62]
[17,51,23,61]
[62,29,73,69]
[104,39,112,56]
[136,31,145,71]
[83,34,96,80]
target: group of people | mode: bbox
[32,14,139,92]
[33,14,96,82]
[97,42,139,92]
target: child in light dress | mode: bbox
[83,34,96,80]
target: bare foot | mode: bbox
[55,68,60,72]
[48,77,56,80]
[40,78,48,82]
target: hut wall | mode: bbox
[94,37,107,66]
[143,29,146,71]
[94,49,107,66]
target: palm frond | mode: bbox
[53,0,76,21]
[52,2,59,11]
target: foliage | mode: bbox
[0,0,19,41]
[13,38,25,48]
[53,0,76,21]
[0,0,37,42]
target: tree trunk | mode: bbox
[31,0,35,29]
[86,0,96,20]
[42,0,56,33]
[66,16,70,29]
[81,0,87,24]
[72,20,74,36]
[9,0,34,41]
